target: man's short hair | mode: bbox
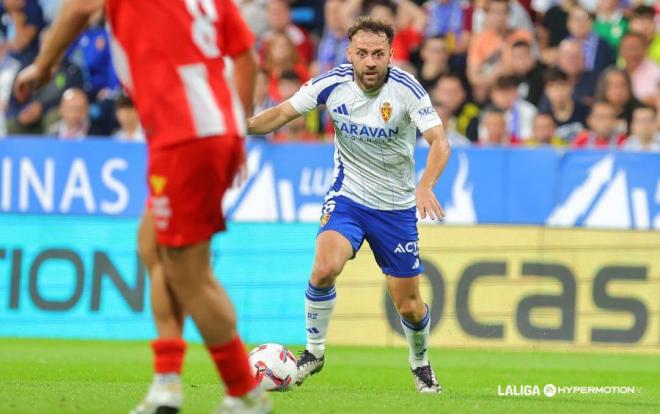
[493,75,519,90]
[543,67,569,84]
[115,94,134,110]
[632,5,655,19]
[348,16,395,45]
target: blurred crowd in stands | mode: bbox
[0,0,658,150]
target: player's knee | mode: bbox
[311,260,342,286]
[396,297,424,322]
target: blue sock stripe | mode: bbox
[305,291,337,301]
[307,282,335,294]
[401,305,430,331]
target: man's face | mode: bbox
[60,91,88,127]
[588,104,617,137]
[491,87,517,110]
[368,5,395,27]
[347,30,392,92]
[631,108,656,139]
[620,36,647,69]
[533,115,556,143]
[486,2,508,32]
[558,41,585,76]
[510,45,534,75]
[433,78,465,113]
[568,8,592,39]
[483,112,508,144]
[630,16,656,42]
[545,81,571,105]
[421,38,448,66]
[267,0,290,31]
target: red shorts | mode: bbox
[147,135,243,246]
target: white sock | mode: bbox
[400,304,430,369]
[154,373,181,385]
[304,281,336,358]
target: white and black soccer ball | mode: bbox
[248,343,297,391]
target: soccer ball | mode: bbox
[248,343,298,391]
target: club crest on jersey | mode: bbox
[380,100,392,122]
[320,213,331,227]
[149,175,167,195]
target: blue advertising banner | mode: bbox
[0,138,659,228]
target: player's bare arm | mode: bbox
[247,101,301,135]
[417,125,450,220]
[14,0,105,102]
[232,50,258,116]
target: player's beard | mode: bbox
[356,66,388,92]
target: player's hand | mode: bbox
[416,186,445,220]
[13,63,52,103]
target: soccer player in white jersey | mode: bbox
[247,17,450,393]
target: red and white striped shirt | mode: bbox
[106,0,254,150]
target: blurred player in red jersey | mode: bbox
[14,1,269,413]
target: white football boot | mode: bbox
[130,376,183,414]
[411,364,441,394]
[215,386,272,414]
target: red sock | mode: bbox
[151,338,187,374]
[207,336,257,397]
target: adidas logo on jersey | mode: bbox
[332,104,350,115]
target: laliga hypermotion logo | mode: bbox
[380,100,392,122]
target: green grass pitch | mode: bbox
[1,338,658,413]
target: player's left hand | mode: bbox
[416,186,445,220]
[13,62,52,103]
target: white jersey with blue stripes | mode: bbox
[289,64,442,210]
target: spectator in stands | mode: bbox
[264,31,310,102]
[315,0,349,75]
[489,74,537,141]
[47,88,90,140]
[539,0,575,64]
[593,0,627,53]
[253,70,275,116]
[424,0,469,54]
[595,66,642,134]
[6,43,84,135]
[478,106,512,146]
[572,100,626,148]
[416,36,452,91]
[67,9,119,136]
[431,74,480,142]
[468,0,534,34]
[567,6,616,76]
[526,113,567,147]
[623,106,660,152]
[366,0,426,65]
[113,95,144,142]
[618,32,660,105]
[628,5,660,65]
[0,0,45,68]
[510,40,545,106]
[467,0,534,98]
[428,100,471,147]
[557,39,598,106]
[272,70,320,142]
[539,67,589,142]
[237,0,269,39]
[263,0,314,65]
